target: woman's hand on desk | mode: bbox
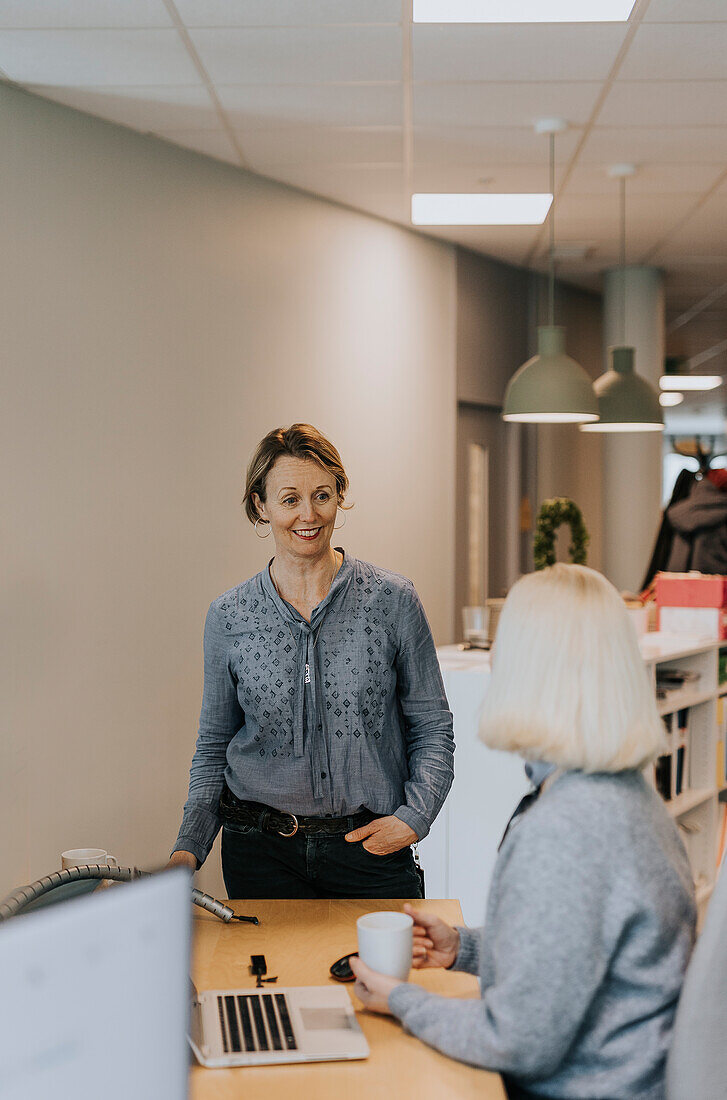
[405,904,460,970]
[344,815,418,855]
[349,956,401,1015]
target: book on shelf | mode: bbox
[655,711,690,802]
[717,804,727,869]
[655,668,701,702]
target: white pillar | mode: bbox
[602,265,664,592]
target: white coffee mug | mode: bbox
[357,910,413,981]
[61,848,118,871]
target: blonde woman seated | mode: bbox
[351,564,696,1100]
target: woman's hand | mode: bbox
[344,815,418,855]
[349,956,403,1015]
[166,850,197,872]
[404,903,460,969]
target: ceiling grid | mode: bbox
[0,0,726,375]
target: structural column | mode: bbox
[602,265,664,592]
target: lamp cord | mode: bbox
[548,131,555,328]
[620,175,626,346]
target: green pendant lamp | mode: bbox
[581,166,663,434]
[503,120,599,425]
[580,346,664,432]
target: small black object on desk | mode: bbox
[329,952,358,982]
[250,954,278,988]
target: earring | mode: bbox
[254,518,271,539]
[334,508,346,530]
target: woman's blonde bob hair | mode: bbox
[242,423,349,525]
[479,563,663,772]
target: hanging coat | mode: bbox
[666,476,727,574]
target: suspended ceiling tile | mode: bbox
[235,125,402,167]
[579,126,727,164]
[620,22,727,81]
[0,1,172,28]
[269,169,408,222]
[216,83,402,128]
[557,191,698,227]
[600,81,727,128]
[412,125,580,166]
[565,163,725,197]
[412,24,629,83]
[644,0,727,21]
[25,84,219,130]
[152,128,240,164]
[188,26,401,84]
[264,162,403,195]
[173,1,401,26]
[419,224,539,266]
[413,163,551,192]
[412,81,602,129]
[0,29,201,84]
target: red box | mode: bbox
[655,572,727,609]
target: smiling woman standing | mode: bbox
[169,424,454,899]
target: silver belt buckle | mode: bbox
[277,812,299,838]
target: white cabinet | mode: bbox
[420,635,726,924]
[417,647,528,925]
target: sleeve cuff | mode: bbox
[388,981,429,1021]
[171,836,206,869]
[394,806,430,841]
[451,925,481,974]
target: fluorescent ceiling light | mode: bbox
[411,193,552,226]
[659,375,722,391]
[659,392,684,407]
[413,0,637,22]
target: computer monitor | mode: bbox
[0,868,192,1100]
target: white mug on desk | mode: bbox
[357,911,413,980]
[61,848,118,870]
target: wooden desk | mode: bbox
[190,898,506,1100]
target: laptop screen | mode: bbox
[0,868,191,1100]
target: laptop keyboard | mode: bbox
[216,993,297,1053]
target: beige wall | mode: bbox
[0,85,456,900]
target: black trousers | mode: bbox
[221,821,423,900]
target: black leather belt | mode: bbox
[219,786,376,837]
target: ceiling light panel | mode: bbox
[412,193,552,225]
[659,376,722,391]
[414,0,636,21]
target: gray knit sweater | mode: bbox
[388,770,696,1099]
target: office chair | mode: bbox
[666,857,727,1099]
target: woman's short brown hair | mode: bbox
[243,423,349,524]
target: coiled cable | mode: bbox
[0,864,259,924]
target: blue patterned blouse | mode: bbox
[173,551,455,865]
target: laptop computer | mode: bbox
[0,868,192,1100]
[189,982,369,1067]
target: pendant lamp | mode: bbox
[581,166,663,433]
[503,120,599,425]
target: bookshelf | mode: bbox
[628,633,725,915]
[422,634,727,925]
